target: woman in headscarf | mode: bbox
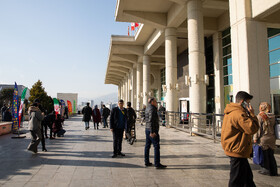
[253,102,278,176]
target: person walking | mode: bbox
[82,103,92,130]
[221,91,259,187]
[92,105,101,130]
[253,102,278,176]
[64,106,69,119]
[27,102,44,154]
[110,99,127,158]
[102,105,110,128]
[126,102,137,145]
[145,97,167,169]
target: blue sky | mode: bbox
[0,0,129,99]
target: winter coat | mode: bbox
[102,107,110,118]
[92,108,101,123]
[253,112,276,150]
[145,104,159,133]
[221,103,259,158]
[82,106,92,122]
[28,106,44,131]
[3,110,12,121]
[127,107,136,127]
[110,107,127,130]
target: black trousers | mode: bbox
[113,129,124,155]
[262,148,278,176]
[40,127,46,150]
[229,157,256,187]
[27,129,42,152]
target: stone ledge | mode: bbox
[0,122,12,135]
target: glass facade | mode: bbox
[268,28,280,115]
[222,28,233,106]
[268,28,280,78]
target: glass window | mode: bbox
[222,27,232,87]
[268,35,280,51]
[268,28,280,38]
[270,63,280,77]
[269,48,280,65]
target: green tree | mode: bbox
[0,88,14,107]
[29,80,54,114]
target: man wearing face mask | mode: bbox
[221,91,259,187]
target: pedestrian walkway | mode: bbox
[0,116,279,187]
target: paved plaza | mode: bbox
[0,115,279,187]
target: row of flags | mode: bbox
[11,82,75,132]
[128,22,139,36]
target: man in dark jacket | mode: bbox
[145,97,166,169]
[110,99,127,158]
[102,105,110,128]
[221,91,259,187]
[126,102,137,145]
[82,103,92,130]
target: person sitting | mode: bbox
[52,114,66,137]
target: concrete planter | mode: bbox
[0,122,12,135]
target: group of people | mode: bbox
[221,91,278,187]
[108,98,167,169]
[82,104,110,130]
[27,99,66,154]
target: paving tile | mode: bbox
[0,117,279,187]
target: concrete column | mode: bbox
[165,27,178,112]
[143,55,151,107]
[118,86,121,100]
[127,74,131,103]
[213,32,224,114]
[136,62,143,110]
[122,81,126,101]
[187,0,206,114]
[125,76,129,103]
[132,65,137,109]
[229,0,270,108]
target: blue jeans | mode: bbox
[103,117,108,128]
[85,121,89,128]
[144,129,160,166]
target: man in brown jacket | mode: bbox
[221,91,259,187]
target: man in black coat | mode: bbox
[126,102,136,145]
[110,99,127,158]
[145,97,167,169]
[82,103,92,130]
[102,105,110,128]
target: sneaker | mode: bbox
[156,164,167,169]
[49,137,55,139]
[112,154,118,158]
[42,148,47,152]
[118,152,125,156]
[145,162,153,167]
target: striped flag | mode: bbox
[18,87,27,128]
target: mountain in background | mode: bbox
[78,92,118,105]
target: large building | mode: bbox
[105,0,280,116]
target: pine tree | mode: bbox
[29,80,54,114]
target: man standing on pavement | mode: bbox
[110,99,127,158]
[102,105,110,128]
[221,91,259,187]
[82,103,92,130]
[145,97,167,169]
[126,101,137,145]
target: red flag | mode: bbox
[131,23,135,31]
[135,23,139,27]
[128,26,130,36]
